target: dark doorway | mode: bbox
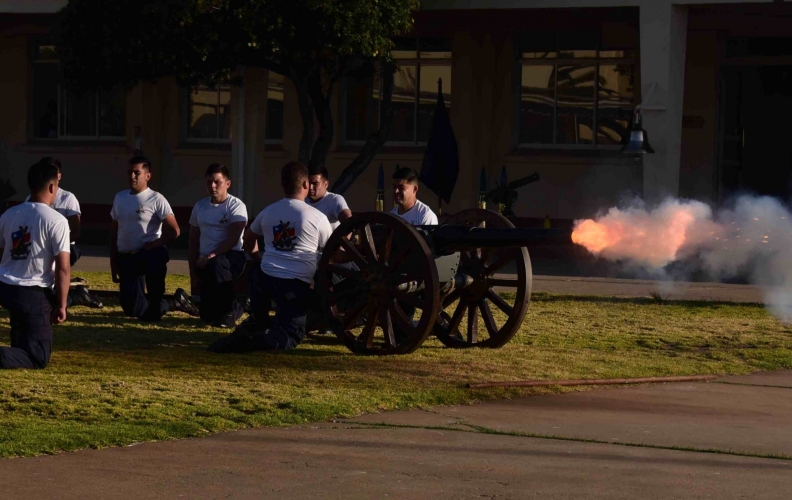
[718,66,792,200]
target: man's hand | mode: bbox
[111,263,121,283]
[196,253,216,269]
[52,306,67,325]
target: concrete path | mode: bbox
[2,371,791,499]
[74,246,767,303]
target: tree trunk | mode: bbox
[308,74,334,171]
[291,68,315,165]
[331,61,396,195]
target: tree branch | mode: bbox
[308,73,335,170]
[291,68,315,165]
[331,61,396,195]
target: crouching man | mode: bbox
[208,161,332,353]
[0,160,70,369]
[189,163,248,327]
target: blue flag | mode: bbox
[419,79,459,205]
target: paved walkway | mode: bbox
[2,371,791,499]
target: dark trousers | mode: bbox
[198,250,246,323]
[118,246,169,320]
[0,282,54,369]
[70,243,81,267]
[248,269,313,350]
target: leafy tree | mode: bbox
[56,0,418,193]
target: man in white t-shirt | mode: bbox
[189,163,248,328]
[0,160,70,369]
[25,157,102,309]
[390,167,439,226]
[209,161,332,353]
[110,156,198,322]
[307,165,352,230]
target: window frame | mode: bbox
[342,38,452,147]
[29,42,126,141]
[515,34,638,151]
[264,71,285,145]
[183,86,232,144]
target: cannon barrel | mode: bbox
[422,224,571,254]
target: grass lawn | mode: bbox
[1,272,791,458]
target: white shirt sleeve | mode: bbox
[155,194,174,222]
[421,207,439,225]
[249,210,265,236]
[60,193,81,218]
[110,194,119,221]
[316,215,333,251]
[189,202,199,227]
[229,198,248,224]
[49,218,71,256]
[334,195,349,218]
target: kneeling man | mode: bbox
[209,161,332,352]
[0,160,70,369]
[189,163,248,327]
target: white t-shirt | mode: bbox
[391,199,438,226]
[110,188,174,253]
[0,203,70,287]
[250,198,333,283]
[25,188,81,218]
[307,192,349,230]
[189,195,248,256]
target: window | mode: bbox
[265,72,285,142]
[518,32,637,147]
[187,87,231,141]
[343,38,452,145]
[31,44,126,139]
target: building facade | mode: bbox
[1,0,790,237]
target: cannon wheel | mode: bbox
[434,209,532,348]
[316,212,440,355]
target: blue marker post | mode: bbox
[478,166,487,209]
[376,163,384,212]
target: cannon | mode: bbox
[486,172,540,217]
[315,208,551,355]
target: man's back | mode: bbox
[0,203,70,287]
[251,198,332,283]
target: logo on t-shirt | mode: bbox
[135,204,149,216]
[272,220,296,251]
[219,213,230,225]
[11,226,31,260]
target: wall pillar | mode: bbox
[639,3,688,204]
[231,67,269,215]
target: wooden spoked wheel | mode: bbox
[316,213,440,355]
[433,209,532,348]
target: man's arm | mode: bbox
[202,221,246,263]
[67,214,81,242]
[53,251,70,324]
[243,227,261,262]
[144,214,180,249]
[110,220,120,283]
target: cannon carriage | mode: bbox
[314,208,543,355]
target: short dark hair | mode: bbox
[281,161,309,195]
[128,155,151,172]
[28,160,60,194]
[40,157,62,172]
[309,165,329,181]
[392,167,418,184]
[205,163,230,179]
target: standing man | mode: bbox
[189,163,248,328]
[0,160,70,369]
[110,156,197,322]
[307,165,352,229]
[209,161,332,353]
[391,167,438,225]
[25,157,102,308]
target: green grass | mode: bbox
[1,272,792,458]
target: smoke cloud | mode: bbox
[572,195,792,322]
